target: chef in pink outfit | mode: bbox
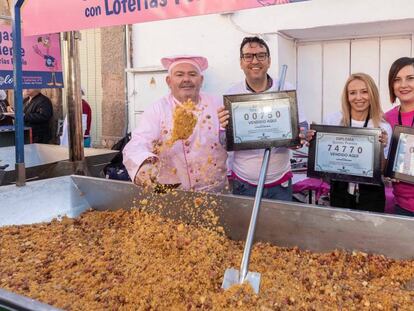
[123,55,227,193]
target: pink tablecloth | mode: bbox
[292,178,329,201]
[293,178,395,214]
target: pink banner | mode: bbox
[0,25,63,89]
[22,0,307,36]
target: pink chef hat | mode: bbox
[161,55,208,74]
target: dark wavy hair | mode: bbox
[388,57,414,103]
[239,36,270,58]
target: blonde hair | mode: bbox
[340,73,383,128]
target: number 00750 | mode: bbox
[243,111,281,121]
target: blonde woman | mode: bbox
[309,73,391,212]
[329,73,388,129]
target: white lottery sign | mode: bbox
[315,132,375,177]
[231,98,292,143]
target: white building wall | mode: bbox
[233,0,414,34]
[129,0,414,130]
[296,36,413,123]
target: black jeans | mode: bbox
[330,180,385,213]
[394,204,414,217]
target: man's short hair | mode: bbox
[240,36,270,58]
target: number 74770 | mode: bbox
[328,144,363,154]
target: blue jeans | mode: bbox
[394,204,414,217]
[232,178,292,201]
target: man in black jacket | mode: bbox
[23,89,53,143]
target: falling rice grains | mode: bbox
[168,98,198,146]
[1,208,414,310]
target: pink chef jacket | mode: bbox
[123,92,227,193]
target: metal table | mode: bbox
[0,144,117,185]
[1,175,414,309]
[0,125,32,147]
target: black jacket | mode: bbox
[23,93,53,143]
[0,99,13,126]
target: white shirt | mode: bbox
[60,114,88,146]
[225,77,307,185]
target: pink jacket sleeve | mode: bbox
[122,101,162,180]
